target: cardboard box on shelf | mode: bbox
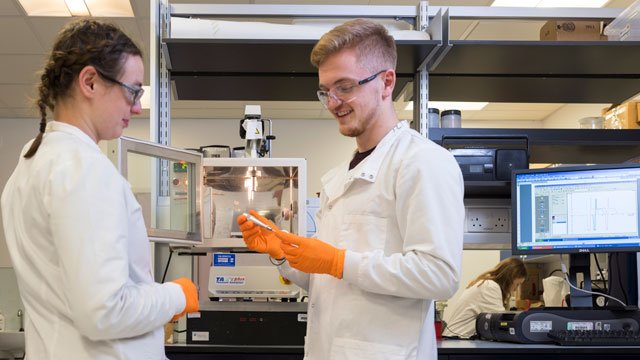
[602,102,639,129]
[540,21,602,41]
[517,264,542,301]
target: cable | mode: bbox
[614,253,629,305]
[547,269,563,277]
[269,256,286,266]
[560,261,626,307]
[593,253,607,292]
[161,247,174,283]
[441,314,486,339]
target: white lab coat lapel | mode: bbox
[320,121,408,205]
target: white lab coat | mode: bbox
[442,280,506,339]
[280,121,464,360]
[1,122,185,360]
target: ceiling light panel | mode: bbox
[64,0,90,16]
[18,0,72,16]
[492,0,608,7]
[84,0,134,17]
[18,0,134,17]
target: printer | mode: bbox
[450,148,528,182]
[442,136,529,197]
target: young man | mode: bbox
[239,19,464,360]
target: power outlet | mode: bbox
[466,208,510,233]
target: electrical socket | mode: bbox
[466,208,510,233]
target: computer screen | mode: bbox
[512,164,640,255]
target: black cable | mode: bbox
[615,253,629,305]
[161,247,174,283]
[593,253,607,292]
[440,315,483,339]
[547,269,563,277]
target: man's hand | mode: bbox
[276,231,346,279]
[237,210,284,259]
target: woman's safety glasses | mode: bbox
[96,69,144,105]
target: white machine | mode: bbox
[202,156,307,300]
[202,106,306,301]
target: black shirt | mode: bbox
[349,147,376,170]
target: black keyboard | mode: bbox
[547,329,640,346]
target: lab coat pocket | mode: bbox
[329,337,408,360]
[340,214,387,252]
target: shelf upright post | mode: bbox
[151,0,174,279]
[414,0,429,137]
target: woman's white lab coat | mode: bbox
[442,280,506,339]
[280,121,465,360]
[1,122,185,359]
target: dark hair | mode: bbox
[310,18,397,73]
[24,19,142,158]
[468,257,528,307]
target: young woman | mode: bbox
[443,257,528,339]
[1,19,197,359]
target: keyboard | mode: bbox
[547,329,640,346]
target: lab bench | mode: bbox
[165,340,640,359]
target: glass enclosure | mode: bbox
[108,137,203,245]
[201,158,306,248]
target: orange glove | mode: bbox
[171,277,199,321]
[276,231,346,279]
[237,210,284,259]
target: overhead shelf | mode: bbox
[429,40,640,103]
[163,38,640,103]
[162,39,440,101]
[428,128,640,164]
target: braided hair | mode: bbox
[24,19,141,158]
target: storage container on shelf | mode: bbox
[603,0,640,41]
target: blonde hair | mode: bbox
[468,257,528,307]
[310,18,396,72]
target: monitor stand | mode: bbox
[568,253,593,308]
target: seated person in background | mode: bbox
[442,257,527,339]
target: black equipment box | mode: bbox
[187,301,307,346]
[476,308,640,344]
[450,148,528,182]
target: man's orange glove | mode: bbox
[171,277,199,321]
[276,231,346,279]
[237,210,284,259]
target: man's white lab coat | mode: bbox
[1,122,185,359]
[280,121,465,360]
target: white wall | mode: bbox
[542,104,609,128]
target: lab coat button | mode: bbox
[369,174,373,179]
[361,172,365,177]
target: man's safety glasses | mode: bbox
[316,70,386,108]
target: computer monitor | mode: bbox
[512,163,640,307]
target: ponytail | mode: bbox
[23,74,52,159]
